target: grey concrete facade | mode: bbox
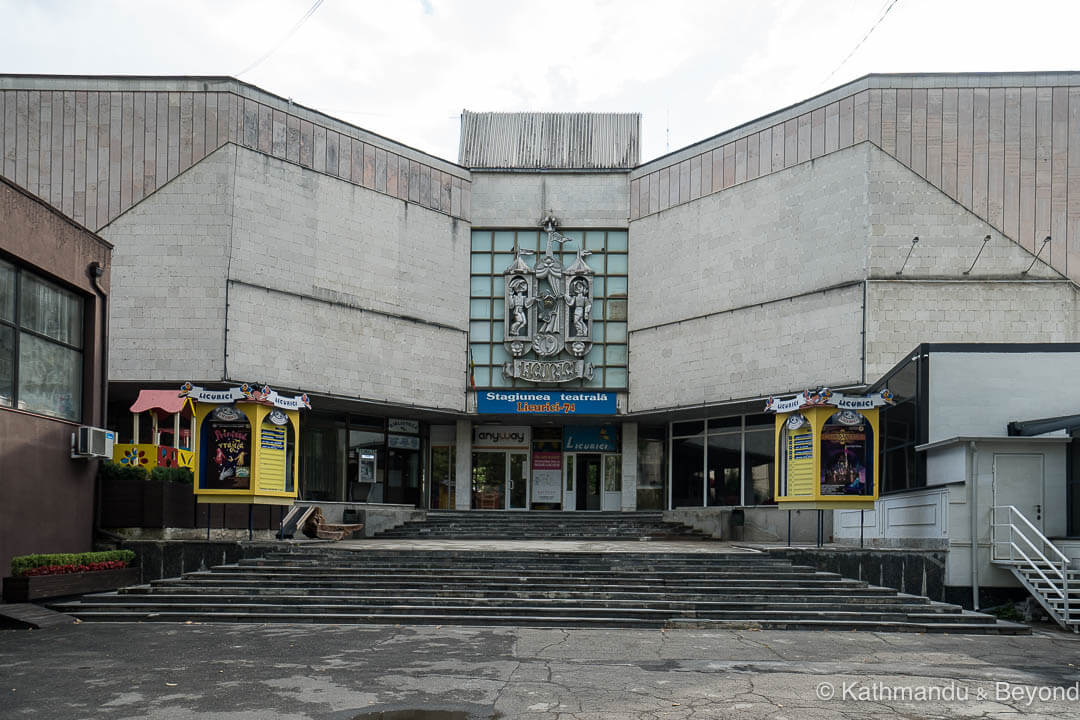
[103,143,470,410]
[2,72,1080,553]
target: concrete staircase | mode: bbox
[50,549,1027,633]
[373,510,708,540]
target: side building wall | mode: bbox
[468,172,629,228]
[862,148,1071,378]
[627,145,873,412]
[102,143,233,381]
[629,141,1079,414]
[103,144,471,411]
[0,178,112,577]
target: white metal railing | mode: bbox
[991,505,1075,629]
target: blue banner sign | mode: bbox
[476,390,617,415]
[563,425,618,452]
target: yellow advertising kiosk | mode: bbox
[767,388,894,511]
[179,382,310,506]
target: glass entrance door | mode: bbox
[472,450,529,510]
[576,454,603,510]
[472,451,506,509]
[508,452,529,509]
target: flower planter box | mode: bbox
[2,567,141,602]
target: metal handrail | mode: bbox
[991,505,1077,630]
[991,505,1071,566]
[992,519,1067,581]
[997,539,1065,600]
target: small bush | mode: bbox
[151,466,194,484]
[10,550,136,577]
[99,462,148,483]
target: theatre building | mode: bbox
[2,72,1080,561]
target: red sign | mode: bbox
[532,451,562,471]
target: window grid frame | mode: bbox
[469,228,628,390]
[0,257,85,421]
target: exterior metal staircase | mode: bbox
[991,505,1080,632]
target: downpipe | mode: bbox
[88,262,123,546]
[969,440,979,610]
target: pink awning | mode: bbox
[129,390,193,417]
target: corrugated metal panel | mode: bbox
[459,111,640,169]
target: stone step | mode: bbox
[152,573,877,592]
[123,583,925,601]
[50,547,1027,635]
[174,571,864,589]
[215,566,825,580]
[131,581,900,599]
[53,598,978,623]
[370,512,708,541]
[71,592,948,613]
[55,608,1025,634]
[243,557,786,569]
[373,534,704,540]
[424,512,667,519]
[260,550,738,561]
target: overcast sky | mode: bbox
[2,0,1078,164]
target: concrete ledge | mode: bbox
[835,536,949,550]
[116,540,317,583]
[664,507,832,543]
[761,546,948,603]
[293,502,424,537]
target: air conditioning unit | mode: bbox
[71,426,115,459]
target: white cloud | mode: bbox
[1,0,1077,163]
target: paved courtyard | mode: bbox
[3,620,1080,719]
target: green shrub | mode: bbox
[99,461,148,482]
[10,550,136,577]
[150,466,194,484]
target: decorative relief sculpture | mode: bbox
[501,213,596,382]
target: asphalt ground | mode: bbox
[3,620,1080,719]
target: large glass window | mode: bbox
[431,445,456,509]
[706,433,741,506]
[0,259,84,421]
[636,426,667,510]
[872,350,926,493]
[348,429,385,502]
[300,422,345,502]
[0,325,13,409]
[671,436,705,507]
[604,454,622,492]
[469,229,628,389]
[744,418,776,505]
[670,413,776,508]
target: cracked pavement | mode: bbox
[3,622,1080,718]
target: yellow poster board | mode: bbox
[192,401,300,506]
[770,390,888,510]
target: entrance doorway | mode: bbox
[993,453,1045,531]
[575,454,603,510]
[563,453,623,510]
[471,451,529,510]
